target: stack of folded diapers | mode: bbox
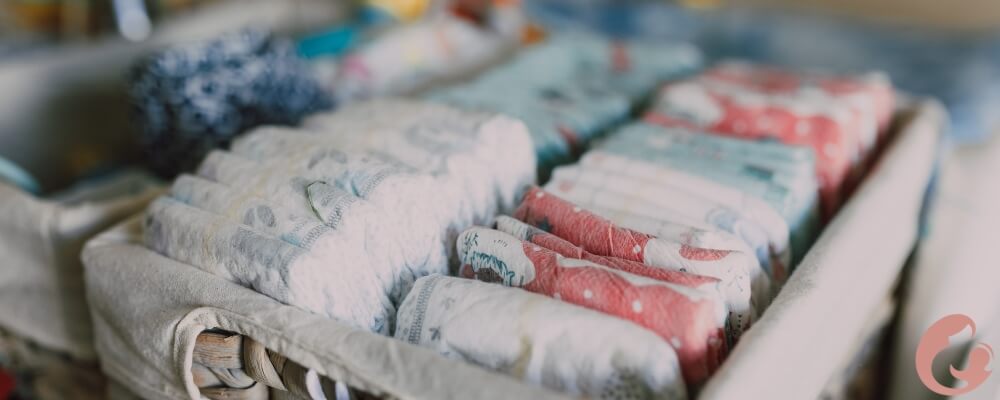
[140,38,895,398]
[396,62,895,398]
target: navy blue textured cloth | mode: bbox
[130,30,333,177]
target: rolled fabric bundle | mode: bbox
[144,196,394,334]
[195,146,449,280]
[296,99,536,216]
[167,174,429,305]
[152,150,457,332]
[458,34,702,103]
[431,77,631,175]
[561,203,757,254]
[644,78,860,218]
[697,62,897,195]
[593,123,818,203]
[429,34,701,177]
[543,168,786,286]
[495,216,746,345]
[592,123,820,264]
[513,186,765,325]
[129,29,332,177]
[246,104,535,267]
[456,226,727,386]
[395,274,688,400]
[701,61,896,151]
[551,153,791,283]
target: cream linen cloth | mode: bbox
[0,170,161,360]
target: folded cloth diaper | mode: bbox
[143,100,536,335]
[643,66,891,218]
[645,80,844,218]
[429,34,701,177]
[456,226,727,386]
[395,274,688,400]
[495,215,741,346]
[592,123,820,265]
[513,187,765,334]
[256,99,536,260]
[701,61,895,151]
[549,153,791,283]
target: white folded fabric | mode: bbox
[395,274,687,400]
[143,100,536,335]
[145,195,396,333]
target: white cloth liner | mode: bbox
[0,170,161,360]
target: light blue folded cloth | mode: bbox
[595,122,820,264]
[429,34,702,178]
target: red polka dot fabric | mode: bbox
[644,62,895,219]
[513,186,765,330]
[457,226,727,387]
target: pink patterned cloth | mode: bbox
[457,226,727,387]
[643,63,894,218]
[496,215,748,345]
[511,187,766,344]
[703,62,895,143]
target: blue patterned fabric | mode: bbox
[129,30,333,177]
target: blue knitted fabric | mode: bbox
[129,30,333,177]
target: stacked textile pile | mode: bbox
[393,62,896,399]
[429,35,702,177]
[142,99,535,335]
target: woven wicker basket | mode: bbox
[190,331,380,400]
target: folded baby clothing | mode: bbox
[142,100,536,335]
[456,226,727,387]
[395,274,688,400]
[513,187,763,337]
[429,34,702,177]
[644,63,895,218]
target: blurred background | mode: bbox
[2,0,1000,193]
[1,1,999,399]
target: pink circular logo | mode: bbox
[915,314,994,396]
